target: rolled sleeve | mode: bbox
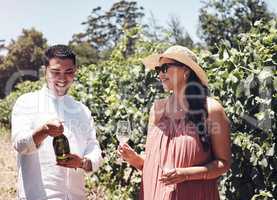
[84,142,103,172]
[83,116,103,172]
[11,94,38,155]
[12,132,37,154]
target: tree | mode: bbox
[0,28,47,98]
[143,11,165,42]
[167,15,194,48]
[198,0,275,52]
[0,40,6,65]
[69,41,99,66]
[71,0,144,58]
[0,39,5,50]
[144,13,194,48]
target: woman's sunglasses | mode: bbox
[154,62,186,74]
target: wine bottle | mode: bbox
[53,134,70,161]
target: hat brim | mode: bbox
[142,52,208,86]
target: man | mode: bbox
[11,44,103,200]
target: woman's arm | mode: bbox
[160,98,231,184]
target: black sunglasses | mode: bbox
[154,62,185,74]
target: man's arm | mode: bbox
[32,120,64,147]
[81,106,103,171]
[12,94,65,154]
[11,94,38,154]
[82,116,103,172]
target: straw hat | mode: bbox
[142,45,208,86]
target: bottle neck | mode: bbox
[54,134,65,138]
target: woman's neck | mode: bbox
[170,88,189,113]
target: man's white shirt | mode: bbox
[11,86,103,200]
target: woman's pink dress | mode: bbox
[140,110,220,200]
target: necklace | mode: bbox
[170,94,187,112]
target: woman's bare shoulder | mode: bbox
[207,97,225,114]
[207,97,229,125]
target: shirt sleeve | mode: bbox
[82,107,103,172]
[11,94,37,155]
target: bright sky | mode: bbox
[1,0,277,46]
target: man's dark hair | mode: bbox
[43,44,76,66]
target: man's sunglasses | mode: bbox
[154,62,186,74]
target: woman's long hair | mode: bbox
[184,71,210,152]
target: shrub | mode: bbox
[200,19,277,200]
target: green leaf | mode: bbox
[227,73,238,83]
[266,144,275,156]
[259,158,268,167]
[258,67,273,81]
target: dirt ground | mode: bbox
[0,134,17,200]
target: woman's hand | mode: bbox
[117,143,144,170]
[117,143,137,163]
[159,168,188,185]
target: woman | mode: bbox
[118,45,231,200]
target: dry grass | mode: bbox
[0,133,17,200]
